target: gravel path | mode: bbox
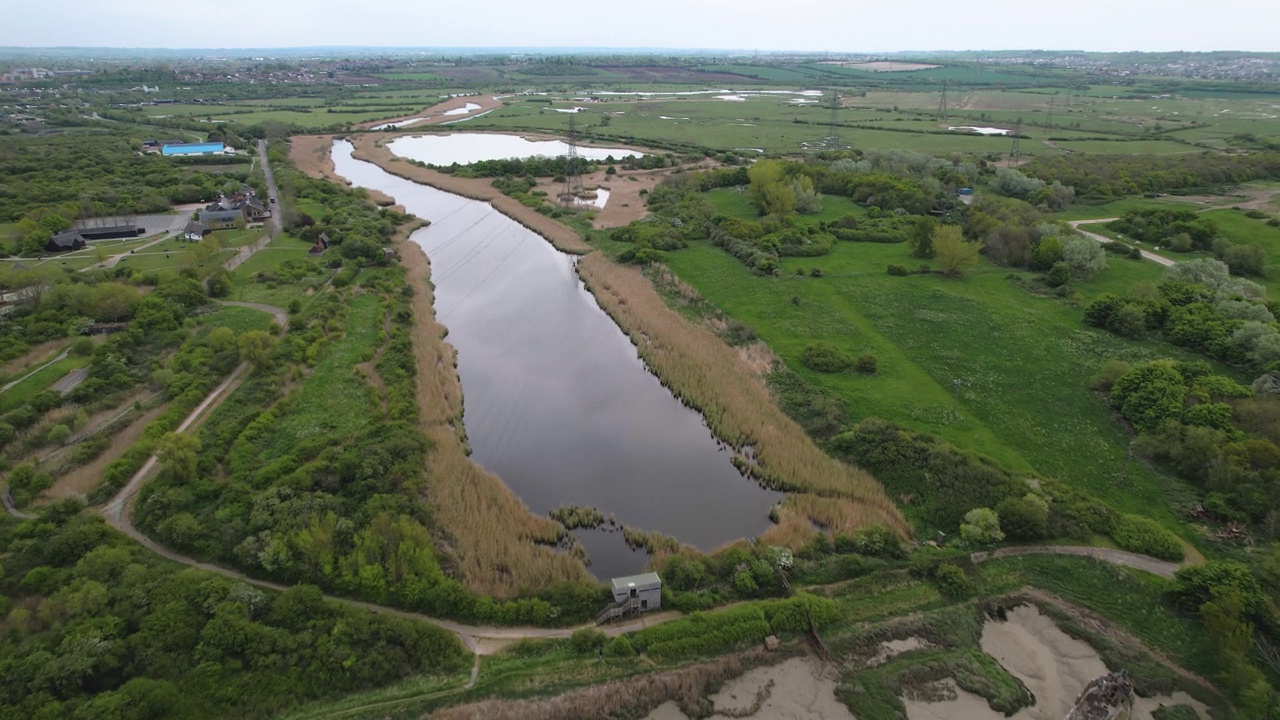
[1068,218,1176,267]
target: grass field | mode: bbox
[664,195,1211,535]
[0,353,89,413]
[263,290,380,459]
[195,304,277,334]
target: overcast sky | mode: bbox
[3,0,1278,53]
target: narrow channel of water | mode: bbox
[331,140,782,579]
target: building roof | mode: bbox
[48,230,84,249]
[610,572,661,590]
[184,221,209,235]
[162,142,225,156]
[199,209,241,223]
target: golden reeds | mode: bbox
[396,223,591,598]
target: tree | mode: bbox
[238,330,276,369]
[960,507,1004,545]
[1063,236,1107,281]
[909,216,937,258]
[934,226,981,277]
[157,432,200,484]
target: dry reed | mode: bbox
[287,134,340,182]
[429,649,779,720]
[396,222,591,598]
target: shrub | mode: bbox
[569,628,607,655]
[887,264,910,276]
[69,337,95,357]
[605,635,634,658]
[855,353,879,375]
[46,424,71,445]
[1046,262,1071,288]
[996,494,1050,540]
[1111,514,1184,561]
[1090,359,1132,393]
[933,563,974,598]
[959,508,1004,546]
[800,342,853,373]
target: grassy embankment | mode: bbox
[663,189,1219,537]
[345,133,910,548]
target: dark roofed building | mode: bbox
[199,209,242,230]
[309,232,331,256]
[76,225,144,241]
[47,230,85,253]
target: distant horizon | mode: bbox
[1,45,1279,58]
[4,0,1278,54]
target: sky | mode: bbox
[3,0,1279,53]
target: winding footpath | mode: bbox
[1069,218,1177,267]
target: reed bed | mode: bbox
[288,134,340,182]
[397,224,591,598]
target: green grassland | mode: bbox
[0,353,89,413]
[665,191,1210,533]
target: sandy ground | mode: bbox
[353,94,503,131]
[904,606,1211,720]
[642,657,857,720]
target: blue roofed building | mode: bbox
[162,142,227,156]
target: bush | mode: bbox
[996,494,1050,540]
[1111,514,1184,561]
[960,507,1004,546]
[1090,359,1131,393]
[887,264,910,276]
[569,628,607,655]
[855,353,879,374]
[605,635,634,658]
[800,342,853,373]
[1045,262,1071,288]
[933,563,974,598]
[46,424,71,445]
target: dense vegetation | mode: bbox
[0,509,467,720]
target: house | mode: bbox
[309,232,331,256]
[241,195,270,221]
[161,142,226,157]
[47,230,85,253]
[183,222,211,241]
[603,572,661,620]
[382,247,395,262]
[199,209,242,230]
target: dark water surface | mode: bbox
[332,140,781,578]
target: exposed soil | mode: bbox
[904,604,1212,720]
[533,167,670,229]
[643,656,856,720]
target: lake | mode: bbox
[387,132,643,166]
[332,140,781,578]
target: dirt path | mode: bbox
[221,300,288,326]
[971,545,1181,579]
[1069,219,1176,267]
[36,402,169,504]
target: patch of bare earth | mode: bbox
[532,167,671,229]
